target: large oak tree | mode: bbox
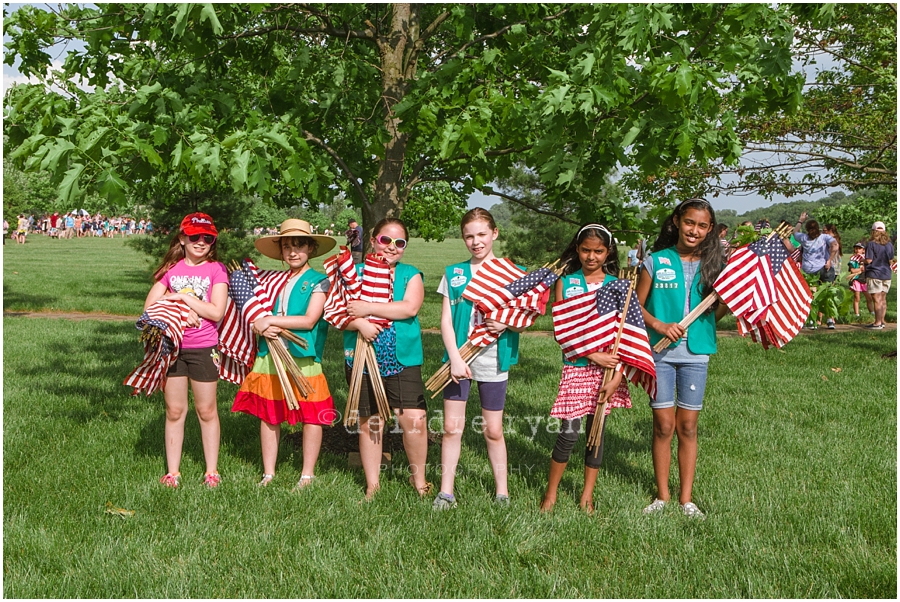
[5,3,802,232]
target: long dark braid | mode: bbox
[651,198,724,301]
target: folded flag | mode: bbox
[123,298,192,396]
[322,247,360,330]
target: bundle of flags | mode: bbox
[551,277,656,399]
[322,246,363,330]
[713,226,812,349]
[218,259,292,384]
[322,248,393,424]
[425,259,561,395]
[123,298,192,396]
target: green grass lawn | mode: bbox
[3,320,896,597]
[3,233,897,597]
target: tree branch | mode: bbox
[301,131,369,204]
[432,7,570,65]
[481,186,580,225]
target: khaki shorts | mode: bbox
[866,278,892,294]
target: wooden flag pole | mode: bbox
[587,273,636,454]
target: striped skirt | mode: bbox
[231,353,336,426]
[550,363,631,420]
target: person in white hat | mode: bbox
[231,219,339,488]
[863,221,894,329]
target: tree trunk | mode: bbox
[364,3,417,243]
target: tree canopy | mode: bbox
[630,3,897,202]
[5,3,804,232]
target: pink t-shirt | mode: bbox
[161,259,229,348]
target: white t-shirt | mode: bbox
[437,274,506,382]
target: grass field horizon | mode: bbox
[3,234,897,597]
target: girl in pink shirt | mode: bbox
[144,213,229,488]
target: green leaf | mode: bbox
[57,163,85,205]
[674,64,692,96]
[199,4,222,35]
[97,168,128,205]
[262,130,293,153]
[621,120,644,149]
[172,4,191,38]
[231,148,250,188]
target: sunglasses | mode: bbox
[375,234,407,249]
[187,233,216,244]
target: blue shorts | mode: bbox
[649,361,708,411]
[443,379,508,412]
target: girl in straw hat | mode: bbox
[231,219,338,489]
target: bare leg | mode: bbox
[260,421,281,476]
[358,416,383,499]
[874,291,887,325]
[395,409,428,492]
[482,409,508,497]
[650,407,676,501]
[541,459,567,512]
[301,423,323,477]
[580,466,600,513]
[191,380,220,474]
[675,408,700,505]
[162,376,189,475]
[439,399,467,497]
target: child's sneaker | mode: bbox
[826,318,835,329]
[494,494,510,506]
[203,472,221,488]
[432,491,457,510]
[160,473,181,488]
[681,502,706,520]
[642,498,667,515]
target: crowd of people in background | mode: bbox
[6,212,153,242]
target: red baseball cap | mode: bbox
[180,213,218,237]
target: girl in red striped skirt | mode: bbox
[541,223,631,513]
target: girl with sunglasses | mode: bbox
[433,208,525,510]
[343,218,430,500]
[145,213,229,488]
[636,198,728,519]
[540,223,633,514]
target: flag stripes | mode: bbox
[218,259,291,384]
[123,298,191,395]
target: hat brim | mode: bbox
[255,234,337,260]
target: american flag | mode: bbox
[359,254,393,326]
[323,249,393,329]
[123,298,191,395]
[218,259,291,384]
[735,252,812,349]
[552,279,656,398]
[850,252,865,265]
[463,262,558,346]
[322,247,360,330]
[714,235,790,320]
[462,258,526,309]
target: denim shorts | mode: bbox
[649,360,709,411]
[443,379,508,412]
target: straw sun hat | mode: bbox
[254,219,337,260]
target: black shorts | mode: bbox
[167,346,220,382]
[345,364,427,418]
